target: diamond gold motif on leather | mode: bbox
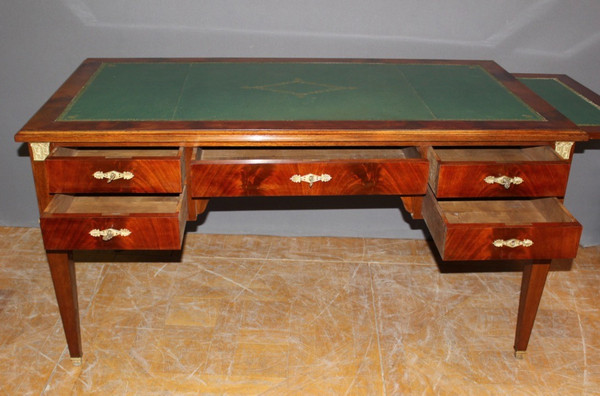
[89,228,131,241]
[493,239,533,248]
[484,175,523,189]
[93,170,134,183]
[243,78,357,98]
[290,173,332,187]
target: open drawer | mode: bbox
[422,190,582,261]
[45,147,183,194]
[190,148,428,197]
[427,146,570,198]
[40,190,187,250]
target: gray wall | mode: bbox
[1,0,599,245]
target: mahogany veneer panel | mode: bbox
[40,192,187,250]
[191,148,428,197]
[422,190,582,261]
[46,148,183,194]
[428,146,570,198]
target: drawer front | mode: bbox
[40,194,187,250]
[432,163,570,197]
[428,147,570,198]
[422,191,582,261]
[46,149,183,193]
[191,160,428,197]
[436,224,582,261]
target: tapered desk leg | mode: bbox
[514,260,550,359]
[47,251,82,365]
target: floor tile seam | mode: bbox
[571,285,590,386]
[367,260,435,266]
[367,263,388,395]
[360,237,368,263]
[0,245,16,255]
[8,247,45,256]
[263,257,368,264]
[304,262,365,327]
[38,346,70,396]
[263,253,368,263]
[264,239,274,263]
[97,324,176,331]
[6,227,32,245]
[281,297,293,384]
[78,263,108,318]
[30,318,70,396]
[182,255,440,269]
[164,261,187,326]
[231,261,266,303]
[191,255,436,266]
[340,339,379,395]
[184,254,372,264]
[532,360,591,385]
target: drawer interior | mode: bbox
[52,147,181,158]
[438,198,576,225]
[45,194,182,215]
[197,147,421,161]
[431,146,562,163]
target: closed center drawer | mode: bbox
[46,147,183,193]
[428,146,570,198]
[422,189,582,261]
[40,189,187,250]
[190,148,428,197]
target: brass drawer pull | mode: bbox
[484,175,523,189]
[89,228,131,241]
[290,173,332,187]
[493,239,533,248]
[93,170,134,183]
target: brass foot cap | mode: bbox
[514,350,526,359]
[70,357,82,366]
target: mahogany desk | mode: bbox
[14,58,600,364]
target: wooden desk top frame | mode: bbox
[15,58,587,146]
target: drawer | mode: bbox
[422,190,582,261]
[40,190,187,250]
[428,146,570,198]
[190,148,428,197]
[46,147,183,193]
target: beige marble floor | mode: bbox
[0,226,599,395]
